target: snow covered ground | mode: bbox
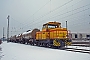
[0,42,90,60]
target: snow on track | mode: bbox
[67,46,90,50]
[0,42,90,60]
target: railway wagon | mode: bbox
[20,29,40,44]
[10,34,22,43]
[10,35,16,42]
[35,22,72,47]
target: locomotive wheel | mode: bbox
[37,42,40,46]
[46,43,50,48]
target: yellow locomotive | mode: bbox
[36,21,71,47]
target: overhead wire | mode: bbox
[30,3,90,27]
[10,0,51,36]
[10,17,28,35]
[59,8,90,20]
[23,0,85,28]
[20,0,51,27]
[22,0,73,29]
[21,0,51,28]
[45,4,90,20]
[10,0,90,35]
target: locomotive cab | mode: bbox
[42,22,61,31]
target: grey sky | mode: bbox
[0,0,90,38]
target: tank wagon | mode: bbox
[10,35,16,42]
[10,22,72,48]
[10,29,40,44]
[21,29,40,44]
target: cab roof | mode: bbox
[43,22,61,26]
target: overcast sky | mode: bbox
[0,0,90,38]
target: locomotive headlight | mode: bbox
[58,37,59,38]
[66,34,68,38]
[66,37,67,38]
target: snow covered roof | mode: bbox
[16,35,19,37]
[22,30,32,35]
[16,34,22,37]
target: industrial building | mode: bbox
[70,33,90,40]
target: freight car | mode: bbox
[10,29,40,44]
[10,21,72,48]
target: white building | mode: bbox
[69,33,90,40]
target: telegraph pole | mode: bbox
[66,21,67,29]
[66,21,68,47]
[7,15,10,42]
[3,27,4,41]
[89,15,90,53]
[66,21,68,37]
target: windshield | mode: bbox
[43,24,59,29]
[48,25,57,28]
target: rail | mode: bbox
[60,47,90,54]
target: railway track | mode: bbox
[60,47,90,54]
[39,45,90,54]
[72,41,90,47]
[71,44,90,47]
